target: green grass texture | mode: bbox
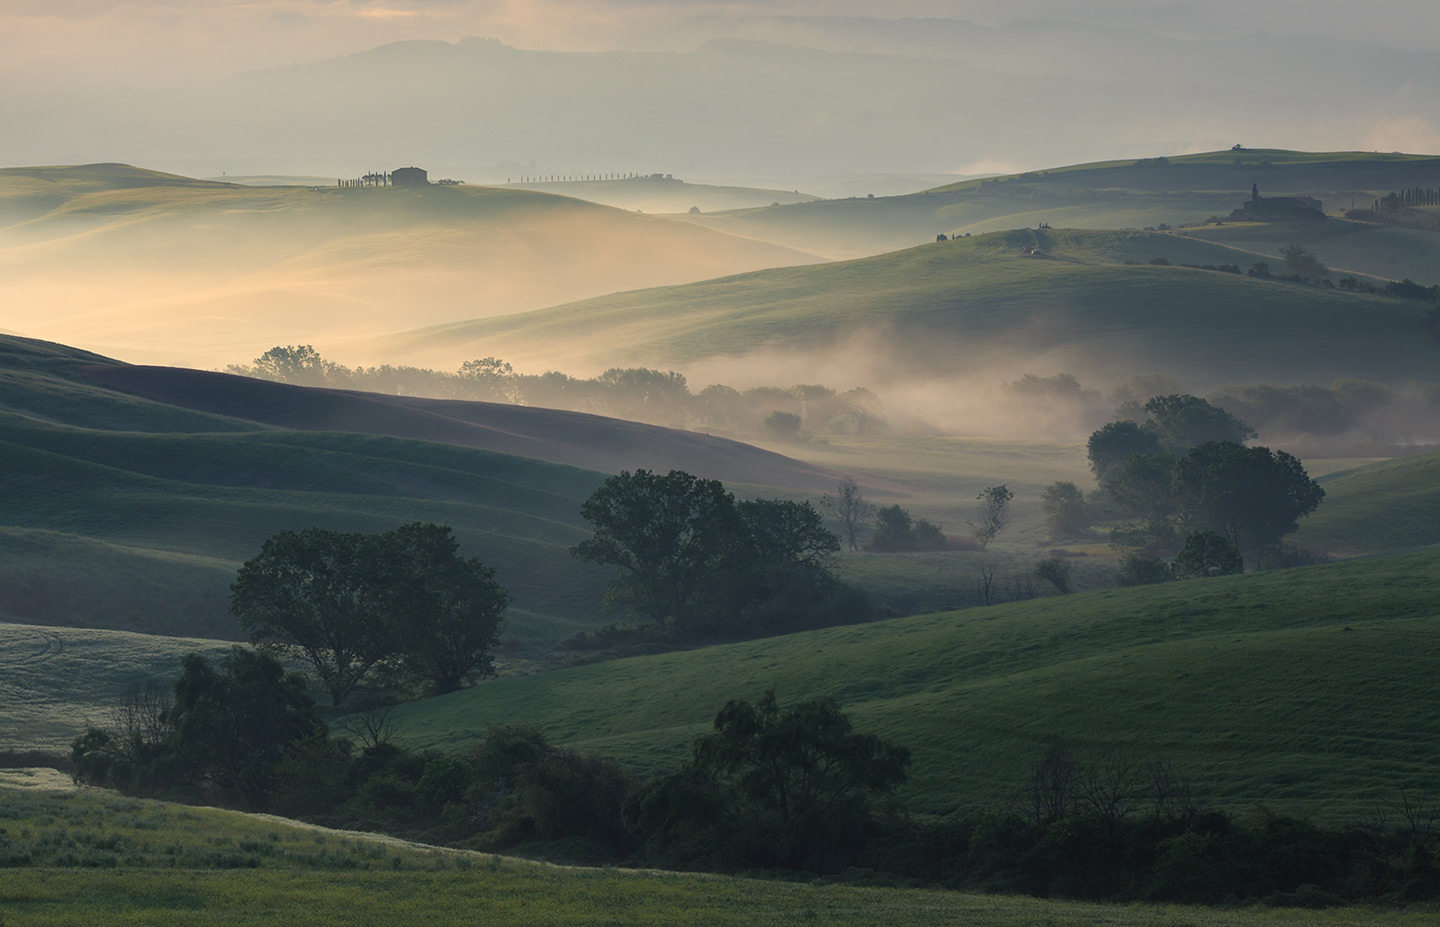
[1295,450,1440,556]
[1,785,1434,926]
[391,550,1440,823]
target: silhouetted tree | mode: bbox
[971,485,1013,549]
[1172,442,1324,552]
[824,476,873,551]
[1041,481,1090,537]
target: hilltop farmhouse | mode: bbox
[1229,184,1324,221]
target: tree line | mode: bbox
[226,345,885,437]
[230,346,1440,451]
[72,674,1440,906]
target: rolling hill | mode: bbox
[391,550,1440,823]
[501,177,822,214]
[386,226,1439,390]
[0,335,835,645]
[684,149,1440,259]
[0,164,821,369]
[1293,450,1440,556]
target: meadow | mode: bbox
[1,784,1435,927]
[1294,450,1440,555]
[389,550,1440,823]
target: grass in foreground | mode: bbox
[0,785,1434,927]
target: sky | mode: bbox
[5,1,1440,88]
[2,1,1439,177]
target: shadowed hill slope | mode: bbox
[0,335,834,644]
[71,363,835,491]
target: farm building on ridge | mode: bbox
[1229,184,1324,221]
[392,167,430,188]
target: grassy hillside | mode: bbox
[5,787,1429,927]
[394,227,1437,389]
[391,551,1440,823]
[0,623,234,750]
[1293,450,1440,556]
[0,415,611,643]
[0,334,846,646]
[0,163,820,369]
[686,149,1440,259]
[1183,219,1440,286]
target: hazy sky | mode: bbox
[4,1,1439,177]
[6,1,1440,87]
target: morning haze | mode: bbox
[4,2,1440,924]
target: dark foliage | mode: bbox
[626,691,910,872]
[1173,441,1324,552]
[72,648,323,806]
[572,470,865,639]
[1172,531,1245,578]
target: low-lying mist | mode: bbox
[0,176,819,368]
[226,344,1440,457]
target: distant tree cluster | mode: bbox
[228,346,886,437]
[571,470,867,640]
[229,522,508,705]
[1209,378,1440,449]
[871,503,947,552]
[1087,395,1323,559]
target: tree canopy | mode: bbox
[1172,441,1325,552]
[628,691,910,871]
[229,523,507,704]
[572,470,857,638]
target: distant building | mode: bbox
[1229,184,1324,222]
[392,167,429,188]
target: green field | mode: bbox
[0,785,1433,926]
[0,624,235,751]
[389,551,1440,823]
[395,226,1435,389]
[1294,450,1440,556]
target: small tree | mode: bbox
[823,476,873,552]
[912,518,947,551]
[971,485,1013,550]
[1172,531,1244,578]
[1116,553,1174,586]
[1280,243,1329,284]
[1041,481,1089,537]
[871,504,915,552]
